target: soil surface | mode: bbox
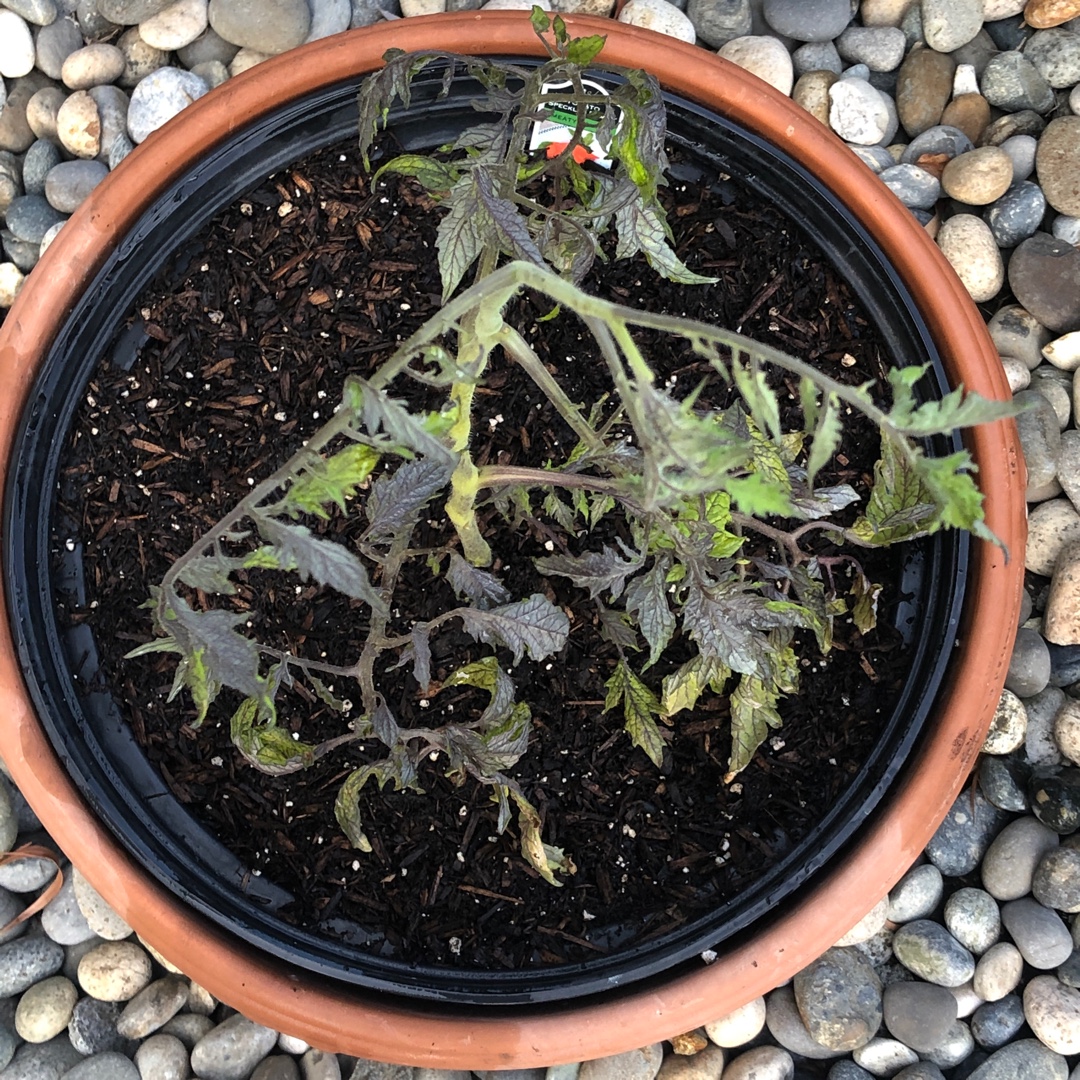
[55,134,915,973]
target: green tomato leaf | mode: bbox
[850,571,881,635]
[565,33,606,66]
[806,391,842,490]
[373,153,460,195]
[887,365,1017,436]
[726,672,783,781]
[436,173,487,301]
[661,653,730,717]
[614,198,717,285]
[603,658,665,768]
[334,747,424,851]
[283,444,381,520]
[504,783,574,886]
[849,432,938,546]
[230,696,316,776]
[442,654,516,728]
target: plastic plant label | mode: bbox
[528,78,618,169]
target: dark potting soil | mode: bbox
[55,135,914,972]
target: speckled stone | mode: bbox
[926,789,1010,877]
[880,163,941,208]
[793,70,838,128]
[792,40,842,76]
[0,936,64,997]
[851,1038,919,1075]
[190,1014,280,1080]
[67,996,129,1056]
[114,975,189,1039]
[126,65,208,143]
[72,868,132,941]
[836,26,906,71]
[1027,686,1067,764]
[981,51,1056,113]
[1030,367,1073,428]
[892,921,976,987]
[717,36,794,96]
[1032,846,1080,911]
[989,304,1053,370]
[974,941,1025,1001]
[116,26,168,87]
[982,688,1028,754]
[1029,768,1080,833]
[1046,539,1080,644]
[765,986,845,1060]
[1048,641,1080,688]
[685,0,751,49]
[944,889,1001,955]
[793,948,882,1051]
[60,42,124,88]
[1014,390,1064,500]
[1024,975,1080,1053]
[55,89,100,157]
[77,941,153,1001]
[978,754,1030,813]
[888,864,944,923]
[714,1047,787,1080]
[986,181,1047,247]
[936,213,1004,301]
[0,1036,84,1079]
[922,0,984,51]
[14,976,78,1043]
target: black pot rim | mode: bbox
[3,64,968,1006]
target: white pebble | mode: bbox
[0,263,25,308]
[617,0,696,43]
[1045,331,1080,372]
[0,11,35,78]
[718,36,794,96]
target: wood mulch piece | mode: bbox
[54,134,913,973]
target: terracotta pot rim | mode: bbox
[0,14,1025,1069]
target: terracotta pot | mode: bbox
[0,14,1025,1069]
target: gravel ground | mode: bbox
[3,0,1080,1077]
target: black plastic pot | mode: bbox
[5,63,966,1007]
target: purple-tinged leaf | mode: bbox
[446,551,512,609]
[256,516,386,614]
[458,594,569,665]
[624,556,676,669]
[365,459,451,545]
[534,543,642,600]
